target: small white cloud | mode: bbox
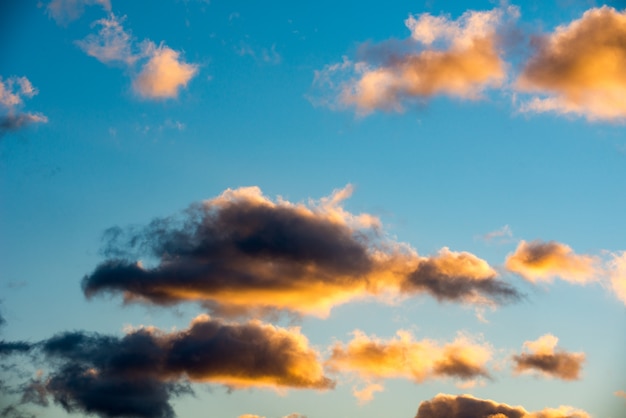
[133,45,198,99]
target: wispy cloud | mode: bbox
[414,393,590,418]
[81,186,520,318]
[75,14,198,99]
[516,6,626,121]
[480,224,513,243]
[0,76,48,135]
[326,330,491,402]
[607,251,626,305]
[46,0,111,25]
[512,334,585,381]
[312,6,518,115]
[505,240,599,284]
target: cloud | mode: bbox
[481,225,513,243]
[75,14,138,65]
[82,186,520,317]
[0,341,33,356]
[46,0,112,25]
[76,14,198,99]
[414,393,590,418]
[615,390,626,399]
[512,334,585,381]
[607,251,626,305]
[505,240,599,284]
[516,6,626,121]
[326,330,491,401]
[0,76,47,135]
[133,45,199,99]
[314,6,517,114]
[11,315,331,418]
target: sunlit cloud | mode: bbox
[607,251,626,305]
[133,45,199,99]
[46,0,111,25]
[326,329,491,401]
[312,6,517,115]
[516,6,626,121]
[75,14,198,99]
[512,334,585,381]
[8,315,332,418]
[82,186,520,318]
[0,76,48,135]
[505,240,599,284]
[414,393,591,418]
[615,390,626,399]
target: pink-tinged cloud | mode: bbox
[607,251,626,305]
[414,393,591,418]
[517,6,626,121]
[512,334,585,381]
[76,14,199,100]
[315,6,517,114]
[0,76,48,134]
[46,0,111,25]
[326,330,491,401]
[615,390,626,399]
[505,240,599,284]
[82,186,521,318]
[133,45,198,99]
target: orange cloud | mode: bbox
[314,6,516,114]
[326,330,491,401]
[83,186,520,317]
[414,393,591,418]
[505,240,599,284]
[517,6,626,121]
[133,45,198,99]
[512,334,585,381]
[0,76,48,134]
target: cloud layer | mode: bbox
[512,334,585,381]
[82,186,520,317]
[13,315,331,418]
[414,393,590,418]
[517,6,626,120]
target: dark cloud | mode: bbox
[82,187,520,317]
[7,315,331,418]
[414,393,590,418]
[0,113,47,134]
[513,352,584,380]
[0,341,33,356]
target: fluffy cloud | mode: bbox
[76,14,198,99]
[517,6,626,121]
[326,330,491,401]
[46,0,111,25]
[414,393,590,418]
[82,186,520,317]
[505,240,599,284]
[512,334,585,381]
[13,315,331,418]
[314,6,516,114]
[133,45,198,99]
[0,76,48,134]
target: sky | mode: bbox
[1,0,626,417]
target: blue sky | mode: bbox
[1,1,626,417]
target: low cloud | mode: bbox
[313,6,517,115]
[505,240,599,284]
[46,0,111,25]
[82,186,520,317]
[326,330,491,402]
[133,45,198,99]
[75,14,198,100]
[8,315,331,418]
[0,76,48,135]
[414,393,590,418]
[517,6,626,121]
[512,334,585,381]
